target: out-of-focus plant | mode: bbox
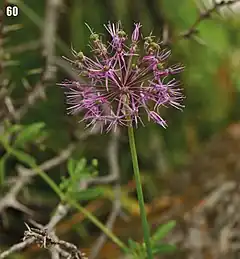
[127,220,176,258]
[0,122,47,184]
[59,158,104,202]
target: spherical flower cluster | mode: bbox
[59,22,184,132]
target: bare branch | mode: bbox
[4,0,62,122]
[0,237,34,259]
[5,40,41,54]
[180,0,240,39]
[0,143,74,213]
[0,218,87,259]
[45,203,71,232]
[89,185,121,259]
[84,129,120,186]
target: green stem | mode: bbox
[34,166,129,253]
[69,200,128,252]
[127,125,153,259]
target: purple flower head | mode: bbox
[59,22,184,132]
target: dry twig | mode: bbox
[180,0,240,39]
[0,223,87,259]
[11,0,62,121]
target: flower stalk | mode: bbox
[128,125,153,259]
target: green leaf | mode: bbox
[152,244,176,255]
[0,130,36,168]
[128,238,138,250]
[152,220,176,243]
[71,187,104,201]
[92,158,98,167]
[0,154,8,185]
[67,158,87,177]
[75,158,87,175]
[127,239,145,258]
[6,124,23,134]
[13,149,36,166]
[67,158,77,176]
[14,122,45,147]
[59,176,70,191]
[0,124,23,146]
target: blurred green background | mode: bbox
[1,0,240,258]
